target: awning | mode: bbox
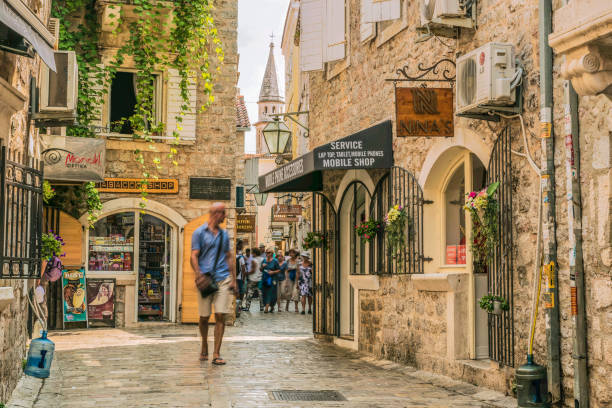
[259,120,394,193]
[0,0,56,71]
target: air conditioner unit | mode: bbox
[39,50,78,113]
[456,43,516,115]
[420,0,465,26]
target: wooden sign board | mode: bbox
[96,178,178,194]
[396,87,454,137]
[236,214,256,233]
[273,204,302,216]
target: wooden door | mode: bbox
[181,215,227,323]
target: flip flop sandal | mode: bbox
[212,357,226,365]
[199,353,208,361]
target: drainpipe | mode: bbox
[563,79,589,405]
[539,0,562,403]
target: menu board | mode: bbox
[189,177,231,200]
[62,268,88,324]
[87,278,116,327]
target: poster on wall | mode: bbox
[41,135,106,182]
[62,268,88,325]
[86,278,116,327]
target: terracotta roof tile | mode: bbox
[236,95,250,128]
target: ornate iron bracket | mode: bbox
[387,58,456,86]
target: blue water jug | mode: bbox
[24,331,54,378]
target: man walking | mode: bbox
[190,202,237,365]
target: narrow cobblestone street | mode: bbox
[30,302,517,408]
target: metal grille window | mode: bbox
[339,182,370,275]
[0,147,44,279]
[312,192,337,336]
[369,167,425,274]
[486,126,514,367]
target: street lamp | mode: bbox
[262,118,291,155]
[250,186,268,206]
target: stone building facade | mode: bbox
[0,0,55,402]
[269,0,611,406]
[46,0,243,326]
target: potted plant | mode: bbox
[41,231,65,282]
[303,231,326,250]
[355,220,381,243]
[464,182,500,268]
[478,294,509,315]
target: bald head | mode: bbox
[208,202,226,227]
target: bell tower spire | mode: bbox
[255,39,284,153]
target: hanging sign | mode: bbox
[41,135,105,182]
[96,178,178,194]
[272,204,301,222]
[62,268,88,323]
[189,177,232,200]
[236,214,256,233]
[86,278,116,327]
[396,87,454,137]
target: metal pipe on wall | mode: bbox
[539,0,562,402]
[563,80,589,406]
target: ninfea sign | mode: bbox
[259,121,393,193]
[396,87,454,137]
[41,135,105,182]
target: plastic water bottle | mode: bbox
[24,331,54,378]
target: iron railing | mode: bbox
[369,167,426,274]
[312,192,337,336]
[43,206,63,330]
[486,126,515,367]
[0,147,44,279]
[338,181,371,275]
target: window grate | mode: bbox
[268,390,346,401]
[0,147,44,279]
[486,126,514,367]
[369,166,425,275]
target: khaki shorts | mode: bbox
[197,277,233,317]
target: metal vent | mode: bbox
[268,390,346,401]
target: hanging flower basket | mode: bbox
[303,231,327,250]
[385,205,410,271]
[464,182,500,269]
[355,220,382,243]
[478,294,509,315]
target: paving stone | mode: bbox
[15,300,520,407]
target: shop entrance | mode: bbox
[138,215,172,321]
[338,182,369,339]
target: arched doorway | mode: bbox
[423,147,489,359]
[81,199,186,325]
[338,181,370,339]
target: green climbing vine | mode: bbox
[51,0,223,210]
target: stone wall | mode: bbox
[307,0,611,406]
[0,0,52,403]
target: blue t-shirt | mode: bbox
[191,223,230,282]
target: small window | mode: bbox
[109,72,159,134]
[264,106,268,114]
[445,164,466,264]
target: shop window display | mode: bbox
[88,212,135,272]
[138,215,171,321]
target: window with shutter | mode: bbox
[166,69,197,141]
[299,0,325,72]
[324,0,346,62]
[360,0,375,42]
[375,0,409,47]
[362,0,401,23]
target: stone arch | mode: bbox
[78,197,188,228]
[334,169,375,209]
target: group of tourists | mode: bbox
[236,242,313,315]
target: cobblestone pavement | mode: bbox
[25,301,516,408]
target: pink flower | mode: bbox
[469,191,477,198]
[477,190,486,197]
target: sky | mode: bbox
[237,0,291,154]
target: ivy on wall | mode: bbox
[50,0,224,211]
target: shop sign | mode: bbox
[236,214,256,233]
[62,268,88,323]
[313,121,393,169]
[396,87,454,137]
[189,177,232,200]
[96,178,178,194]
[271,229,283,240]
[86,278,115,327]
[272,204,301,222]
[41,135,105,182]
